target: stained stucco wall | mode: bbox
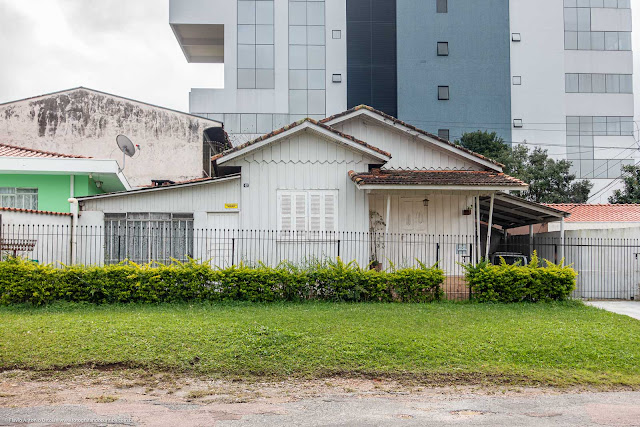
[0,88,222,187]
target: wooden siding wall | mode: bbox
[332,118,483,171]
[224,130,379,232]
[369,191,477,274]
[79,178,241,215]
[369,192,476,236]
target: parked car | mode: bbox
[490,252,528,266]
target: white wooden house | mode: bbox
[76,106,567,278]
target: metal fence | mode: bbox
[500,235,640,300]
[0,224,475,300]
[2,223,640,300]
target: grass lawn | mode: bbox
[1,301,639,388]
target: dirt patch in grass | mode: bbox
[1,368,636,410]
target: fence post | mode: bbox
[436,242,440,266]
[231,237,236,266]
[554,243,558,264]
[469,243,473,300]
[337,239,341,258]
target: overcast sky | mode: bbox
[0,0,223,111]
[1,0,639,117]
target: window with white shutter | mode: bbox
[324,193,336,232]
[294,193,307,232]
[277,190,338,237]
[279,193,292,231]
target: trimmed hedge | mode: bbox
[463,253,577,303]
[0,258,445,305]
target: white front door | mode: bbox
[206,212,239,267]
[400,198,428,233]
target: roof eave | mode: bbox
[352,183,529,192]
[77,174,241,201]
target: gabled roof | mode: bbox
[0,207,72,217]
[321,105,504,171]
[212,118,391,164]
[545,204,640,223]
[0,87,222,125]
[348,169,527,189]
[0,143,89,159]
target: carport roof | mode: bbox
[479,193,570,230]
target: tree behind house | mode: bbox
[458,131,593,204]
[609,164,640,204]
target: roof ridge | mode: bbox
[320,105,504,168]
[0,142,90,159]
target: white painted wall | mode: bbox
[509,0,567,159]
[530,228,640,300]
[176,0,347,135]
[0,211,70,227]
[0,211,71,265]
[222,128,375,232]
[324,0,348,116]
[331,117,486,171]
[368,191,476,273]
[548,221,640,232]
[79,177,241,231]
[509,0,635,203]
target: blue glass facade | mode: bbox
[396,0,512,143]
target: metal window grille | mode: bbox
[104,213,194,264]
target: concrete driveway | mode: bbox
[585,301,640,320]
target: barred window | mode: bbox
[104,213,194,265]
[0,188,38,210]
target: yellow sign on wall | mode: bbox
[225,203,238,209]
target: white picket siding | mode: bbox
[331,117,484,171]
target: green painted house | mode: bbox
[0,143,131,213]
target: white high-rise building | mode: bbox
[170,0,634,201]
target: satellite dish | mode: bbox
[116,135,136,172]
[116,135,136,157]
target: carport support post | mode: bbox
[484,192,495,260]
[529,225,534,257]
[384,194,391,268]
[476,195,481,264]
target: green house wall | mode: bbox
[0,174,104,213]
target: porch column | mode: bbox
[528,225,534,258]
[385,194,391,234]
[484,192,495,260]
[559,218,565,263]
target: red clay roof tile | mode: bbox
[0,143,89,159]
[0,207,72,216]
[544,204,640,223]
[348,169,527,187]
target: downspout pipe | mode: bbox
[68,198,78,265]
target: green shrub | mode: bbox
[463,253,577,303]
[0,257,444,305]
